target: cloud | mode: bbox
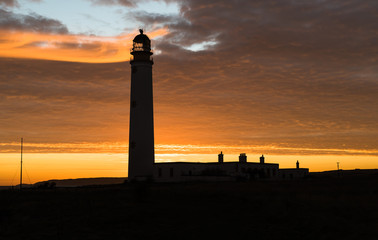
[0,0,377,155]
[130,11,180,26]
[0,9,68,34]
[1,48,376,154]
[0,58,131,146]
[138,0,378,150]
[0,0,18,7]
[89,0,136,7]
[0,8,171,63]
[0,28,168,62]
[128,0,377,67]
[89,0,176,7]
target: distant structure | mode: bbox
[20,137,23,190]
[260,154,265,164]
[239,153,247,163]
[128,29,154,181]
[279,160,309,180]
[153,153,309,182]
[218,151,224,163]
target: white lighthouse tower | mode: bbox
[128,29,154,181]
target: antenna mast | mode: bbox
[20,138,23,190]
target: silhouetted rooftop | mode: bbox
[153,162,279,166]
[133,29,150,44]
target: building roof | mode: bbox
[153,162,279,166]
[133,29,150,43]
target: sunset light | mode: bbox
[0,0,377,185]
[0,28,168,63]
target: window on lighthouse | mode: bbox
[133,42,144,51]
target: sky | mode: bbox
[0,0,377,184]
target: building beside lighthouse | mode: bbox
[127,30,309,182]
[152,153,309,182]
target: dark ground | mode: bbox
[1,171,378,240]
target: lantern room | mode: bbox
[130,29,153,62]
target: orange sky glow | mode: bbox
[1,153,378,186]
[0,28,168,63]
[1,0,377,185]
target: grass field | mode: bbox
[1,172,377,240]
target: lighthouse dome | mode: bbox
[132,29,151,52]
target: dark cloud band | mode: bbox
[0,9,68,34]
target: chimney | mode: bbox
[218,151,224,163]
[260,155,265,164]
[239,153,247,163]
[296,160,299,169]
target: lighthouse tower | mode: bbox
[128,29,154,181]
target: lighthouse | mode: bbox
[128,29,154,181]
